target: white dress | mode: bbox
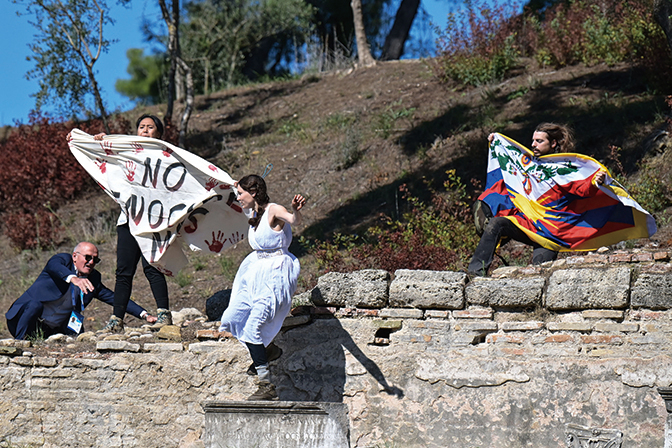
[218,204,300,346]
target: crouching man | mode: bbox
[5,242,156,339]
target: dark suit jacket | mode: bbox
[5,253,145,339]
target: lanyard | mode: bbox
[71,286,85,313]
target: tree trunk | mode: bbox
[86,65,110,134]
[351,0,376,67]
[380,0,420,61]
[176,57,193,148]
[158,0,181,126]
[654,0,672,57]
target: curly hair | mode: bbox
[534,122,575,153]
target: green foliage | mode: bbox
[621,167,672,215]
[218,256,237,282]
[375,101,416,139]
[304,171,480,274]
[335,128,364,170]
[115,48,166,105]
[433,0,671,88]
[174,270,193,288]
[17,0,122,119]
[433,0,521,86]
[181,0,316,91]
[518,0,668,70]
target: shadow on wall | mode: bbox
[273,312,404,402]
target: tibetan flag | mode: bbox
[68,129,248,275]
[478,133,657,251]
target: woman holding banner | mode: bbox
[96,114,170,332]
[219,174,306,401]
[468,123,606,277]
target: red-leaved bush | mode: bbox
[0,113,130,249]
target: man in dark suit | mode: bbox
[5,242,156,339]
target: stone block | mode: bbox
[453,308,493,319]
[582,310,624,320]
[545,268,630,310]
[453,321,498,332]
[500,321,544,331]
[389,270,465,309]
[378,308,423,319]
[157,325,182,340]
[424,310,449,319]
[312,270,389,308]
[144,343,184,352]
[632,272,672,309]
[203,401,349,448]
[593,323,639,333]
[0,346,23,357]
[466,277,544,308]
[96,341,141,352]
[547,322,592,332]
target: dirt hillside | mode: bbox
[0,58,669,337]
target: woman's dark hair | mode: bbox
[136,114,164,138]
[535,122,575,153]
[238,174,270,228]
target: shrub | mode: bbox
[304,171,480,274]
[0,113,130,249]
[517,0,670,72]
[433,0,522,86]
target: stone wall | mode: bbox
[3,254,672,448]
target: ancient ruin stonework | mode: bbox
[3,256,672,447]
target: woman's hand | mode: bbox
[93,133,106,141]
[488,133,495,143]
[292,194,307,211]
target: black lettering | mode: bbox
[181,207,209,234]
[163,162,187,192]
[148,200,164,229]
[142,157,161,188]
[150,231,172,262]
[126,195,145,225]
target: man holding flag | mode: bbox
[468,123,656,277]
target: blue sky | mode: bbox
[0,0,453,126]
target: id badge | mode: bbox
[67,311,83,334]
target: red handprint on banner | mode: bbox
[208,164,218,172]
[131,142,144,153]
[162,146,173,157]
[228,231,244,245]
[156,266,174,277]
[218,184,231,190]
[124,161,136,182]
[100,141,114,155]
[205,177,219,191]
[205,231,226,253]
[94,158,107,173]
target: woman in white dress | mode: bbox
[219,174,306,400]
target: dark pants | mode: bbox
[246,342,268,367]
[468,217,557,276]
[113,224,169,319]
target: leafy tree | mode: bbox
[14,0,125,132]
[181,0,315,90]
[115,48,166,104]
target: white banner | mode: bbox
[68,129,248,275]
